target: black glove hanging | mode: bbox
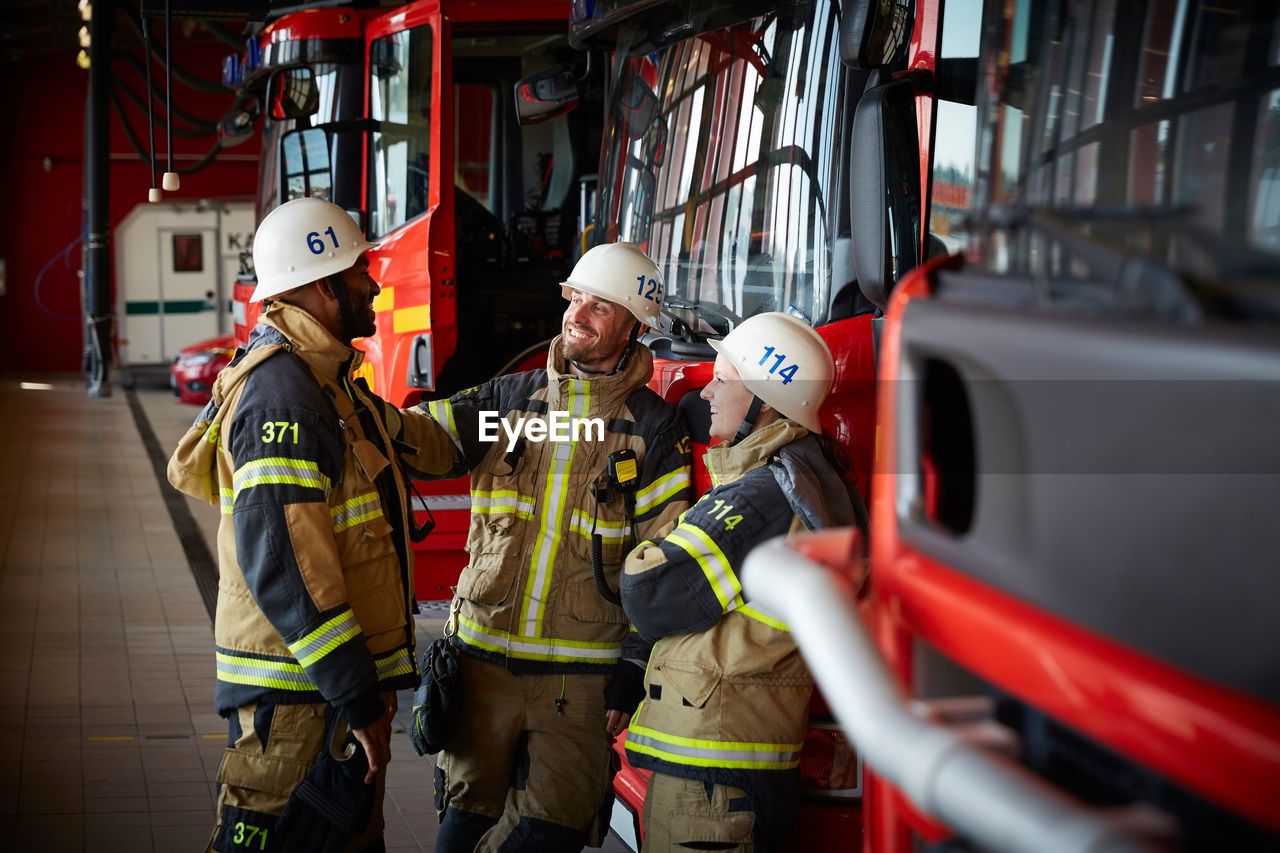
[276,709,375,852]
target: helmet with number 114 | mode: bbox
[709,312,835,434]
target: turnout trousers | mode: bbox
[207,700,387,853]
[434,653,617,852]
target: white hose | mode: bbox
[742,535,1164,853]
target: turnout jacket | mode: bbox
[620,419,861,816]
[412,336,692,676]
[167,302,457,729]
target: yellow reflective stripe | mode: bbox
[568,509,631,544]
[427,399,463,454]
[233,457,331,496]
[472,489,535,519]
[705,453,723,487]
[393,303,430,334]
[626,723,802,770]
[635,465,691,515]
[455,614,622,664]
[521,381,590,636]
[665,522,741,610]
[287,611,361,667]
[215,651,314,690]
[330,491,384,533]
[220,487,234,515]
[737,605,790,632]
[375,647,416,681]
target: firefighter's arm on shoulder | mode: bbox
[408,380,510,474]
[631,422,694,544]
[226,397,384,730]
[620,478,790,640]
[385,400,467,479]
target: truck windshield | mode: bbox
[597,0,846,335]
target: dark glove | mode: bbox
[411,637,463,756]
[276,715,375,853]
[604,659,646,717]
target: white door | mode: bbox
[155,227,220,361]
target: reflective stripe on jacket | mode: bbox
[621,420,860,788]
[167,302,457,725]
[413,335,692,675]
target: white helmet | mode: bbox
[251,197,379,302]
[709,312,834,434]
[560,241,663,327]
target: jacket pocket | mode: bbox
[654,660,723,710]
[454,564,516,607]
[569,578,629,625]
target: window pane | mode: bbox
[369,26,433,239]
[1250,90,1280,251]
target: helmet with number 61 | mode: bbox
[709,312,834,434]
[251,197,380,302]
[560,241,664,327]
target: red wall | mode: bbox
[0,19,260,373]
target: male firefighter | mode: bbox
[413,242,693,852]
[167,197,458,852]
[620,313,866,852]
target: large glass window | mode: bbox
[368,25,434,239]
[598,0,845,329]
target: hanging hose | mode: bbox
[161,0,179,191]
[141,16,157,199]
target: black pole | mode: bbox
[84,0,117,398]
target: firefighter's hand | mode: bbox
[352,710,393,783]
[605,710,630,737]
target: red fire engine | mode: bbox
[224,0,588,598]
[559,0,1280,849]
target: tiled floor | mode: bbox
[0,372,632,852]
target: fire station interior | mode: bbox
[4,0,1280,851]
[0,2,623,850]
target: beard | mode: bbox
[563,327,626,370]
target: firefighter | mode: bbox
[619,312,866,852]
[410,242,693,852]
[166,196,459,852]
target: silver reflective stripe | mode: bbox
[626,726,802,769]
[215,652,315,690]
[375,647,415,680]
[287,611,361,666]
[456,616,621,664]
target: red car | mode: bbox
[170,333,236,406]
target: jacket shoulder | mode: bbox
[236,348,331,418]
[623,385,684,435]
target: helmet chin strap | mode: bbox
[730,395,765,446]
[569,321,641,377]
[326,273,360,344]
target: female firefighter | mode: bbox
[619,311,865,852]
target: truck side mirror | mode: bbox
[850,77,922,311]
[514,65,580,125]
[267,68,319,121]
[841,0,913,71]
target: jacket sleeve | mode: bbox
[382,399,468,480]
[226,365,383,728]
[407,374,541,474]
[620,472,793,640]
[631,414,693,546]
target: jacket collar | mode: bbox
[543,334,654,416]
[703,419,809,487]
[259,301,363,380]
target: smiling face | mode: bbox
[562,289,637,374]
[701,353,773,441]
